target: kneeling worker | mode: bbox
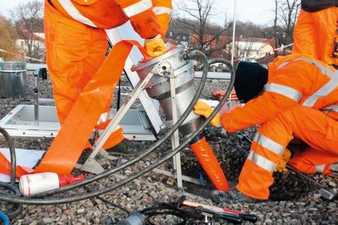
[194,55,338,201]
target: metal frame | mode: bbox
[169,66,183,189]
[106,22,164,134]
[0,104,156,141]
[79,68,156,173]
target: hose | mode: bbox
[0,211,11,225]
[0,53,235,205]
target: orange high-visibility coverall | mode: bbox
[221,55,338,200]
[45,0,172,124]
[32,0,172,174]
[293,7,338,66]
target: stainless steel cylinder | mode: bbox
[133,46,203,135]
[0,61,26,98]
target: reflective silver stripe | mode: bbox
[123,0,152,17]
[303,75,338,107]
[295,56,335,77]
[315,164,326,173]
[293,56,338,107]
[98,112,109,124]
[152,6,172,15]
[264,83,302,102]
[254,133,284,155]
[247,151,276,172]
[322,104,338,112]
[276,61,290,70]
[57,0,96,27]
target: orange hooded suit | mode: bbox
[36,0,172,174]
[221,55,338,200]
[293,2,337,66]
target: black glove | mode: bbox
[301,0,336,12]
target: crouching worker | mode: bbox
[194,55,338,201]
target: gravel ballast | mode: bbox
[0,73,337,225]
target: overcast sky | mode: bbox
[0,0,275,26]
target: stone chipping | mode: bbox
[0,73,336,225]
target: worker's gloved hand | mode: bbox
[129,10,162,39]
[144,35,167,57]
[194,100,221,127]
[276,148,292,172]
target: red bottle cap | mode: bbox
[59,174,85,187]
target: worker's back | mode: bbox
[293,6,338,66]
[268,55,338,120]
[49,0,128,28]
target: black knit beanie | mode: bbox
[234,61,268,103]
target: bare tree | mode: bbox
[11,0,43,60]
[275,0,300,45]
[174,0,230,57]
[273,0,279,48]
[0,16,18,60]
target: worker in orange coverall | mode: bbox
[36,0,172,174]
[194,55,338,201]
[0,0,173,176]
[293,0,338,66]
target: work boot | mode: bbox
[211,189,258,204]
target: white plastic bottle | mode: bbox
[19,172,84,197]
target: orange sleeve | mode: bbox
[152,0,172,8]
[292,10,317,58]
[115,0,144,8]
[221,62,314,132]
[115,0,162,39]
[152,0,172,36]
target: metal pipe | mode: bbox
[33,72,39,124]
[231,0,237,66]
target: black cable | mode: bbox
[0,52,235,205]
[140,202,199,225]
[0,128,16,183]
[82,185,130,215]
[0,128,22,218]
[96,196,130,214]
[116,79,122,110]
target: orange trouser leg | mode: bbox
[35,41,135,174]
[0,153,29,177]
[45,2,108,123]
[38,4,136,174]
[44,4,124,154]
[191,138,229,192]
[237,106,338,200]
[289,147,338,175]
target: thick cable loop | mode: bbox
[0,51,235,205]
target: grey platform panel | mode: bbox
[0,105,156,141]
[194,71,231,80]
